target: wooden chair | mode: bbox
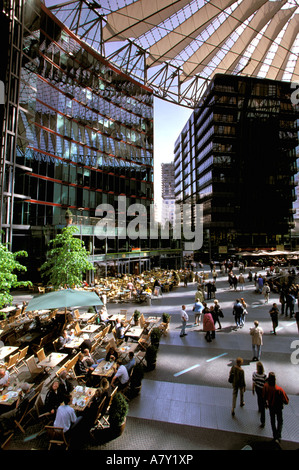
[140,314,150,329]
[14,390,39,433]
[97,386,118,428]
[34,379,46,395]
[120,309,127,318]
[27,393,53,429]
[74,322,82,336]
[52,337,60,352]
[138,333,150,351]
[92,396,107,430]
[25,355,44,379]
[36,348,46,363]
[55,361,70,378]
[38,286,45,294]
[13,346,29,373]
[6,352,20,374]
[135,350,146,366]
[45,425,70,450]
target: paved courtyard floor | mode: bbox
[7,265,299,453]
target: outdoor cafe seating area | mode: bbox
[0,279,172,450]
[27,268,181,305]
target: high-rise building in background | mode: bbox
[161,162,176,227]
[174,73,298,258]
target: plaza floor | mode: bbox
[6,266,299,452]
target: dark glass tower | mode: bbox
[174,73,298,256]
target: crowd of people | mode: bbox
[177,256,298,444]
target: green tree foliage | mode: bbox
[0,242,31,309]
[40,225,94,289]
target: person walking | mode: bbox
[238,273,245,291]
[212,299,223,329]
[285,291,295,318]
[192,300,204,326]
[202,308,216,342]
[240,298,248,327]
[262,372,289,443]
[180,305,188,337]
[252,361,267,428]
[269,303,279,335]
[233,299,243,329]
[229,357,246,417]
[262,282,270,303]
[250,320,264,361]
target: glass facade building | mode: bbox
[0,0,155,281]
[174,74,298,257]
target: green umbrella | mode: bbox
[26,289,103,312]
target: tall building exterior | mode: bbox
[0,0,156,280]
[174,74,298,257]
[161,162,176,227]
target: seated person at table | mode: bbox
[111,360,130,391]
[105,347,119,363]
[99,308,109,323]
[75,352,90,379]
[44,379,64,417]
[0,383,35,434]
[80,334,93,352]
[58,370,74,399]
[125,352,136,373]
[81,378,111,433]
[115,321,126,340]
[54,393,82,438]
[82,348,103,371]
[57,330,72,352]
[0,367,10,388]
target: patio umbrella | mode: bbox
[26,289,103,312]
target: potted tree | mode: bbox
[128,363,145,398]
[145,345,158,371]
[150,327,162,349]
[133,309,141,325]
[108,392,129,438]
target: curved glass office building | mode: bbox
[0,0,155,281]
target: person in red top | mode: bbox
[262,372,289,443]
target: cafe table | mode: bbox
[92,360,116,378]
[64,338,84,350]
[78,312,95,321]
[125,326,144,341]
[0,387,21,408]
[108,314,126,323]
[117,342,138,359]
[0,382,32,408]
[0,346,19,361]
[81,324,100,334]
[38,352,68,369]
[70,385,96,412]
[0,306,17,314]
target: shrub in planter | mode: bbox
[145,344,158,371]
[162,313,171,323]
[150,327,162,348]
[128,363,145,397]
[109,392,129,437]
[133,310,141,325]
